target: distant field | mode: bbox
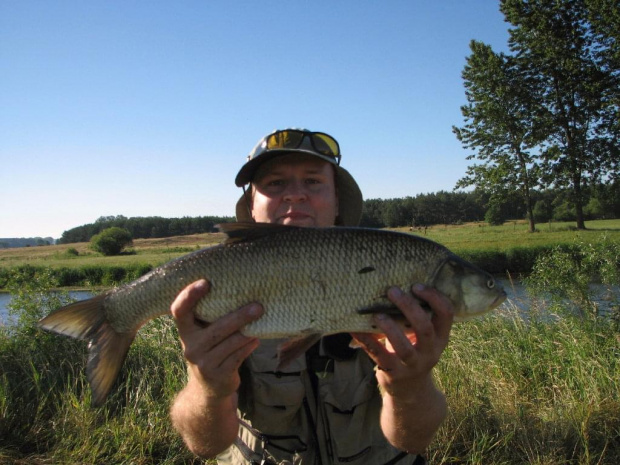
[0,232,226,269]
[0,219,618,270]
[390,218,620,252]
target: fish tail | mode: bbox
[38,294,136,407]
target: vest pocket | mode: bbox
[318,359,397,464]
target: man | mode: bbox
[169,129,454,464]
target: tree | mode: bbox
[485,202,506,226]
[501,0,620,229]
[453,40,544,232]
[532,199,553,222]
[90,227,133,256]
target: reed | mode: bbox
[1,225,619,464]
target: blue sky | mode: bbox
[1,1,510,239]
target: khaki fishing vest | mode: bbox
[216,335,424,465]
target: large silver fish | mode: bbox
[39,222,506,406]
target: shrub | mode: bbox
[525,235,620,317]
[532,199,552,223]
[484,203,505,226]
[552,201,576,221]
[90,227,133,256]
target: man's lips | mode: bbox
[278,212,312,223]
[279,211,312,221]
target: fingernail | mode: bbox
[247,304,262,316]
[388,287,403,299]
[374,313,388,321]
[413,283,426,293]
[195,279,208,290]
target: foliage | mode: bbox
[65,247,79,257]
[2,221,620,290]
[584,197,605,220]
[360,183,620,229]
[453,39,543,232]
[0,237,55,248]
[0,264,153,288]
[0,270,201,464]
[552,200,577,222]
[525,235,620,317]
[455,0,620,231]
[2,267,619,463]
[532,199,552,223]
[5,267,73,330]
[361,190,489,229]
[59,215,235,244]
[43,183,620,241]
[484,202,505,226]
[90,227,133,256]
[431,308,620,464]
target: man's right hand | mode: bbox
[170,279,264,400]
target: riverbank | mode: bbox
[1,219,619,290]
[1,283,618,464]
[1,220,618,463]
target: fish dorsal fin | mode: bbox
[217,222,302,244]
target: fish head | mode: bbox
[431,255,506,321]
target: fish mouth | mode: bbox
[491,290,508,309]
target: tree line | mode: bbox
[58,215,235,244]
[56,181,620,245]
[0,238,55,249]
[454,0,619,232]
[360,181,620,229]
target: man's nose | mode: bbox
[283,180,307,202]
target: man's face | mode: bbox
[250,154,339,227]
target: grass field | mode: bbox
[0,231,226,269]
[1,219,619,270]
[1,219,618,463]
[390,218,620,252]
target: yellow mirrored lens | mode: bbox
[313,134,339,156]
[266,131,304,149]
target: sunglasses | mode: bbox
[259,130,341,165]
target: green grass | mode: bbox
[2,220,618,270]
[392,219,620,253]
[1,220,618,463]
[0,232,225,270]
[2,292,618,463]
[431,304,620,464]
[1,220,618,287]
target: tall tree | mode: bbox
[501,0,620,229]
[453,40,544,232]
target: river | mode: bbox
[0,279,617,326]
[0,291,93,326]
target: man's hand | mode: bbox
[169,279,264,458]
[350,283,454,453]
[351,283,453,396]
[171,279,264,399]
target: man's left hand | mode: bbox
[351,284,454,400]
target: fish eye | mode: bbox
[487,279,495,289]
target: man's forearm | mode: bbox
[170,377,240,459]
[380,374,447,454]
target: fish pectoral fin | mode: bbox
[357,301,432,316]
[38,293,137,407]
[356,304,403,316]
[276,333,322,370]
[218,222,303,244]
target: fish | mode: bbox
[38,222,506,406]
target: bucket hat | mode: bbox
[235,129,363,226]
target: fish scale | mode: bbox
[38,222,506,406]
